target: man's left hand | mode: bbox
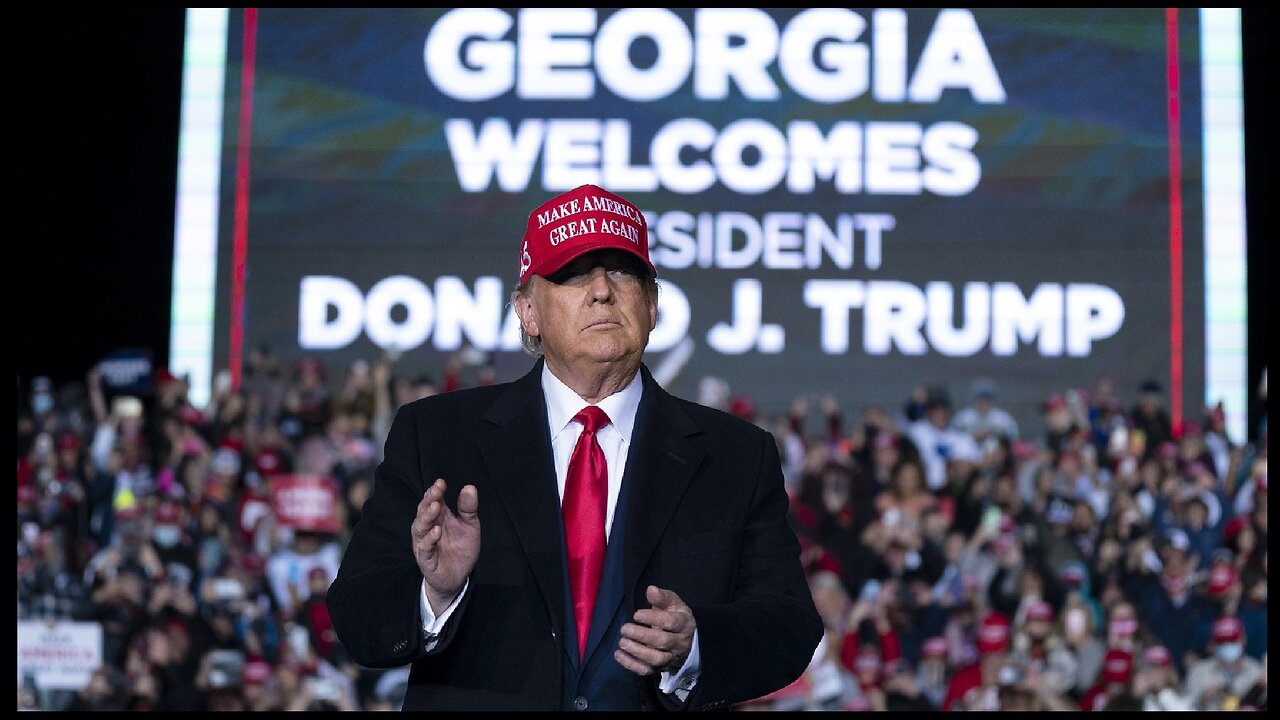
[615,585,696,676]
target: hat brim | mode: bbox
[526,242,654,284]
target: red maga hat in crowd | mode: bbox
[1223,516,1249,544]
[1026,600,1054,623]
[1142,645,1173,668]
[1211,616,1244,644]
[243,659,273,686]
[1207,563,1237,597]
[976,612,1011,654]
[922,636,949,658]
[1101,649,1133,684]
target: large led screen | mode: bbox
[170,8,1247,437]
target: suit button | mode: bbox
[573,696,588,711]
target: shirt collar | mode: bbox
[542,363,643,443]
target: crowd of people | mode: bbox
[17,349,1268,711]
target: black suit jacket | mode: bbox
[328,360,822,710]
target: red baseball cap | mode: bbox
[243,659,272,686]
[1026,600,1054,623]
[1223,516,1249,544]
[1207,564,1237,597]
[976,612,1011,654]
[1059,564,1087,588]
[1212,616,1244,643]
[1142,645,1173,668]
[254,448,284,477]
[922,636,948,658]
[518,184,654,285]
[728,395,757,422]
[1101,649,1133,684]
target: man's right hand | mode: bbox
[412,478,480,614]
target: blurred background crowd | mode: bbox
[17,348,1267,711]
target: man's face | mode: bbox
[516,249,657,372]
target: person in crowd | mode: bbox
[65,665,130,711]
[1101,599,1143,654]
[780,570,861,710]
[1131,379,1174,464]
[1175,420,1218,481]
[1079,647,1136,710]
[874,457,938,532]
[1239,651,1268,711]
[1086,375,1129,469]
[1054,587,1105,697]
[19,528,89,621]
[1184,616,1263,710]
[1008,598,1077,698]
[951,377,1020,444]
[942,611,1012,710]
[906,385,981,492]
[1232,452,1267,522]
[16,339,1272,708]
[1190,550,1243,654]
[266,530,341,615]
[1135,644,1192,710]
[1124,528,1202,673]
[911,636,952,709]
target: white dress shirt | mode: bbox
[542,362,643,542]
[419,364,699,697]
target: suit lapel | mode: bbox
[620,366,705,600]
[479,360,566,633]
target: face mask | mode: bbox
[1216,642,1243,663]
[153,526,182,548]
[1066,609,1086,637]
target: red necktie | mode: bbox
[563,405,609,659]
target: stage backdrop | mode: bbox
[169,8,1248,439]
